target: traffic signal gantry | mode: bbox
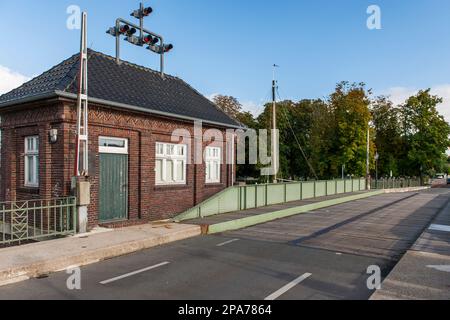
[107,2,173,77]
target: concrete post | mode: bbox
[71,176,91,234]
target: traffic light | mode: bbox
[107,3,174,76]
[115,24,137,36]
[118,25,130,35]
[131,6,153,18]
[106,25,136,37]
[163,44,174,53]
[142,34,158,45]
[147,43,174,54]
[142,7,153,16]
[125,27,137,37]
[125,35,140,46]
[142,34,152,44]
[106,27,117,36]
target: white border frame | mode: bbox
[155,142,187,186]
[205,146,222,184]
[24,135,39,188]
[99,136,129,155]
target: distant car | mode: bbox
[447,178,450,185]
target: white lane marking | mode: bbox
[429,224,450,232]
[216,239,240,247]
[264,273,312,300]
[100,262,170,285]
[427,265,450,273]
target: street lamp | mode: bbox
[375,152,379,179]
[375,152,379,188]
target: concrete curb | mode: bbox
[0,224,201,287]
[206,190,384,234]
[383,186,430,194]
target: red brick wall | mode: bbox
[1,99,236,230]
[1,103,66,202]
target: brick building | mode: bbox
[0,50,241,229]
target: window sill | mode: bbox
[18,187,40,194]
[154,184,190,191]
[205,183,224,188]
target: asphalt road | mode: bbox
[0,188,448,300]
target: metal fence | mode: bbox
[370,178,421,190]
[175,178,367,221]
[0,197,77,246]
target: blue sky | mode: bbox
[1,0,450,119]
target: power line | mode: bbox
[276,88,319,180]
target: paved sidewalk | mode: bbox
[186,191,386,234]
[0,222,200,286]
[187,187,429,235]
[371,191,450,300]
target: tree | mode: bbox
[308,99,334,179]
[371,97,403,177]
[328,82,374,177]
[235,110,260,179]
[212,95,243,120]
[257,100,295,181]
[212,95,260,179]
[401,89,450,176]
[212,86,450,183]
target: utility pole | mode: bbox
[375,152,379,181]
[272,64,279,183]
[73,12,91,234]
[366,127,371,190]
[75,12,89,178]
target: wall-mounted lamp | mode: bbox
[49,129,58,144]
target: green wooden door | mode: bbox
[99,153,128,222]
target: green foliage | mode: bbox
[401,90,450,176]
[212,95,243,119]
[214,85,450,181]
[371,97,403,177]
[328,82,373,177]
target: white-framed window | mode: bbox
[24,136,39,187]
[205,146,221,184]
[155,142,187,185]
[99,137,128,154]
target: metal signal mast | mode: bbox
[106,2,173,77]
[75,12,89,177]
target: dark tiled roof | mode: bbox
[0,50,240,128]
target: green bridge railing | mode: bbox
[0,197,77,246]
[175,178,367,222]
[370,178,422,190]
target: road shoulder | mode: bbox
[0,222,201,287]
